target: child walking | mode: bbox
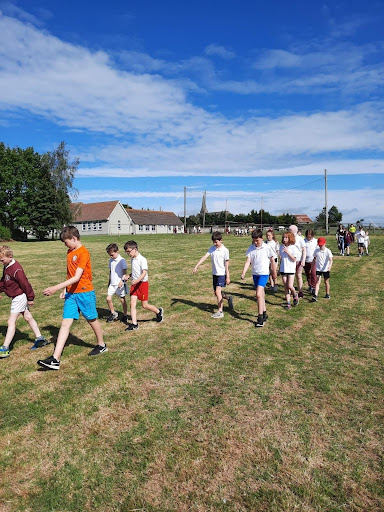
[105,243,128,323]
[193,231,233,318]
[241,230,277,327]
[37,226,107,370]
[279,232,301,309]
[0,246,47,358]
[123,240,163,331]
[311,237,333,301]
[264,229,279,291]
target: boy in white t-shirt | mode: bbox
[106,243,128,323]
[311,237,333,301]
[364,231,370,256]
[123,241,163,331]
[241,230,277,327]
[193,231,233,318]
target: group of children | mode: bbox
[0,227,163,370]
[193,226,333,327]
[0,224,335,368]
[336,224,370,257]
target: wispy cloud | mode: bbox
[204,44,235,59]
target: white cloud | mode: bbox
[205,44,235,60]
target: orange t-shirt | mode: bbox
[66,245,94,294]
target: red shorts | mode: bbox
[130,281,149,301]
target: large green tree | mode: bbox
[316,205,343,226]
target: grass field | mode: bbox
[0,233,383,512]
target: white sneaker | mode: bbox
[211,311,224,318]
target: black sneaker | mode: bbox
[88,344,108,356]
[121,315,128,324]
[293,294,299,306]
[106,312,118,322]
[37,355,60,370]
[156,307,164,323]
[227,296,234,310]
[263,312,268,322]
[255,315,264,327]
[30,336,50,350]
[312,295,318,302]
[324,294,331,299]
[125,323,139,331]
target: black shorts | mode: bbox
[280,272,294,276]
[316,271,330,279]
[358,242,364,248]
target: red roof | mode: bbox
[294,214,313,224]
[71,201,120,222]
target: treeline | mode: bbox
[183,209,298,227]
[0,141,78,240]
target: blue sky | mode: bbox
[1,0,384,224]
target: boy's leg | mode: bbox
[296,264,303,296]
[53,318,74,360]
[130,295,138,325]
[121,297,128,316]
[3,312,20,348]
[215,286,224,312]
[106,294,115,313]
[324,277,330,295]
[141,300,159,314]
[314,275,321,297]
[256,286,265,315]
[22,309,42,339]
[87,318,104,346]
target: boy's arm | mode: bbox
[300,246,306,266]
[193,253,209,273]
[311,256,316,270]
[43,267,84,296]
[131,269,147,286]
[225,259,230,285]
[241,257,251,279]
[14,268,35,303]
[328,255,333,272]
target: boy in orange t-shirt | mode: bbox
[37,226,106,371]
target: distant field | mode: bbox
[1,233,383,512]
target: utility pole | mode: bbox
[225,199,228,231]
[324,169,328,234]
[184,186,187,233]
[260,195,263,231]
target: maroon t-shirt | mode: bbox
[0,260,35,301]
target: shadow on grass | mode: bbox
[43,325,95,349]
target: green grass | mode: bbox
[1,234,383,511]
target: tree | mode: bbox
[41,141,79,233]
[316,206,343,227]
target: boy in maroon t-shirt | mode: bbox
[0,246,47,358]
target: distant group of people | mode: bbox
[336,223,370,257]
[193,225,334,328]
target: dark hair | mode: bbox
[305,229,314,238]
[211,231,222,242]
[124,240,138,251]
[251,230,263,240]
[106,243,119,254]
[60,226,80,241]
[266,229,277,241]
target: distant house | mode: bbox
[295,214,313,224]
[125,209,184,235]
[71,201,184,235]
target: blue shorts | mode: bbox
[63,291,98,321]
[252,275,269,288]
[212,275,226,290]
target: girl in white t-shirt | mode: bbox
[265,229,279,292]
[279,232,301,309]
[311,237,333,301]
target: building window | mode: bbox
[152,225,156,231]
[82,223,86,231]
[118,220,121,230]
[146,225,150,231]
[93,223,97,231]
[98,222,102,230]
[139,225,143,231]
[87,222,91,231]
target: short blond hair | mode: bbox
[0,245,13,258]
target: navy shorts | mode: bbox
[316,271,330,279]
[212,275,226,290]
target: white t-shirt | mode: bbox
[357,230,366,243]
[131,253,149,282]
[304,238,318,263]
[313,247,333,272]
[109,254,128,285]
[264,239,279,259]
[246,244,275,275]
[207,245,229,276]
[295,235,305,256]
[279,244,301,273]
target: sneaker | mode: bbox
[307,286,312,292]
[272,285,279,292]
[156,307,164,323]
[298,291,304,298]
[285,303,292,310]
[263,311,268,322]
[121,315,128,324]
[228,296,234,310]
[0,345,10,358]
[311,287,316,296]
[106,312,119,322]
[211,311,224,318]
[88,344,108,356]
[255,315,264,327]
[125,323,139,331]
[293,294,299,306]
[37,355,60,370]
[30,336,50,350]
[324,294,331,299]
[312,295,318,302]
